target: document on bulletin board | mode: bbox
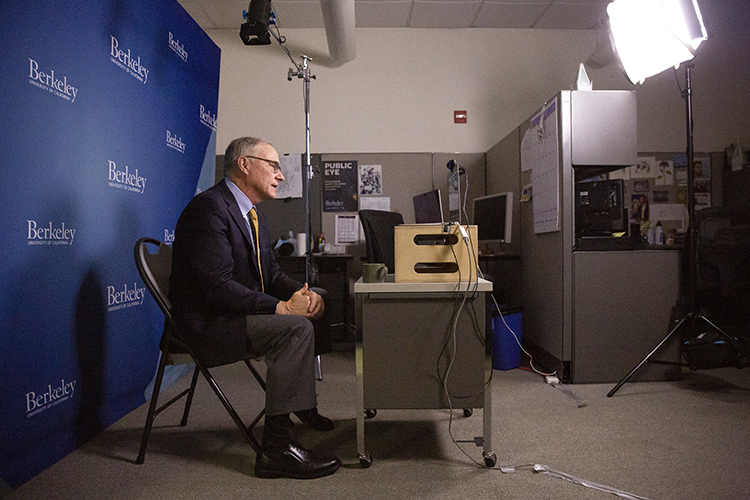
[276,154,303,199]
[359,196,390,212]
[335,214,359,245]
[521,98,560,234]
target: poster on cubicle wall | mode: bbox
[323,160,358,212]
[0,0,219,488]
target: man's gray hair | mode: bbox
[223,137,270,178]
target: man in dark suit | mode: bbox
[169,136,340,479]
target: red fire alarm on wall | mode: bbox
[454,110,467,124]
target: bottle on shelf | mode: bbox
[654,221,664,245]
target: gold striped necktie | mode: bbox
[248,207,264,292]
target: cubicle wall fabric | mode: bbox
[0,0,219,488]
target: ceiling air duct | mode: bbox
[320,0,357,64]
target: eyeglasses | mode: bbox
[242,155,281,174]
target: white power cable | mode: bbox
[533,464,652,500]
[545,375,587,407]
[496,463,651,499]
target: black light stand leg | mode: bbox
[608,302,746,397]
[692,312,748,363]
[608,314,689,397]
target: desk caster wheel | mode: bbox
[463,409,472,417]
[365,409,377,419]
[359,452,372,468]
[483,452,497,468]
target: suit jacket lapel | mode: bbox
[218,179,254,249]
[217,179,267,287]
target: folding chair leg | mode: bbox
[180,366,200,426]
[137,359,198,465]
[242,359,267,435]
[244,359,266,391]
[137,353,168,464]
[197,364,263,455]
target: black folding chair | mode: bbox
[134,237,265,464]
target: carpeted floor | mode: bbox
[4,348,750,500]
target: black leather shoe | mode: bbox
[255,442,341,479]
[293,408,335,431]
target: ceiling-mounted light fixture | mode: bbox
[240,0,272,46]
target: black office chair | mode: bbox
[358,209,404,273]
[680,208,750,370]
[134,237,266,464]
[695,207,750,298]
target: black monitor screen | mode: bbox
[472,192,513,244]
[413,189,444,224]
[575,179,626,237]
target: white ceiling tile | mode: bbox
[174,0,750,32]
[200,1,250,29]
[412,0,478,3]
[477,0,549,3]
[355,1,412,27]
[474,2,549,28]
[554,0,609,4]
[533,2,608,29]
[410,1,482,28]
[272,1,326,28]
[178,1,219,29]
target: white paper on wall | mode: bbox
[276,154,303,198]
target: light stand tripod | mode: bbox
[608,64,742,397]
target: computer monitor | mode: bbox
[413,189,444,224]
[472,192,513,244]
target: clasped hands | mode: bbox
[276,283,325,319]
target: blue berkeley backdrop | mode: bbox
[0,0,219,488]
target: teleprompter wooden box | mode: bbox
[394,224,478,282]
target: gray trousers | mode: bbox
[245,287,330,416]
[246,313,316,416]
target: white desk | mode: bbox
[354,276,496,467]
